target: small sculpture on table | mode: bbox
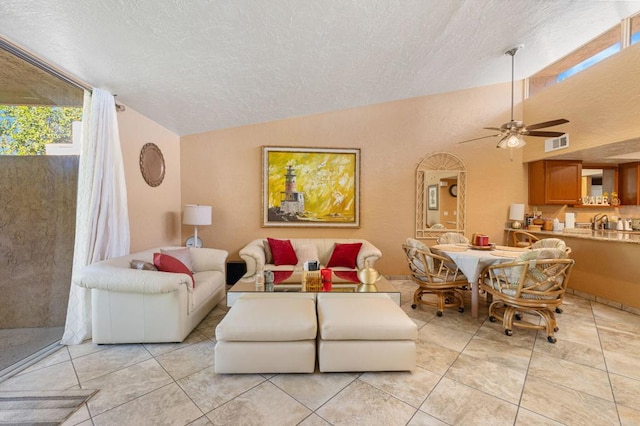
[357,267,379,292]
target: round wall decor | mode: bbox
[449,184,458,197]
[139,143,165,187]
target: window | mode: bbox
[632,14,640,45]
[0,39,84,155]
[529,26,621,95]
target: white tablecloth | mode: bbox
[432,244,522,317]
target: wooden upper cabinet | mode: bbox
[619,162,640,205]
[529,160,582,205]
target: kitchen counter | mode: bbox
[509,228,640,244]
[504,227,640,313]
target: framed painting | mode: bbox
[262,146,360,227]
[427,184,439,210]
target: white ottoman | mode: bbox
[214,294,317,373]
[317,293,417,372]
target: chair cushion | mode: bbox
[405,238,434,272]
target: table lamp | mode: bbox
[183,204,212,248]
[509,203,525,229]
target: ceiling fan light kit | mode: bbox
[459,45,569,149]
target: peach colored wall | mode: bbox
[181,83,528,274]
[118,106,182,252]
[524,42,640,162]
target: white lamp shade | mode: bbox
[509,203,525,221]
[183,205,212,226]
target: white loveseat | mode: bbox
[239,238,382,279]
[73,246,228,344]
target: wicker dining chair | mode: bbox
[402,239,468,317]
[479,248,574,343]
[531,237,571,255]
[511,230,540,248]
[531,237,571,313]
[437,232,469,245]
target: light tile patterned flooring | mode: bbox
[1,280,640,425]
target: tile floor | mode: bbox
[1,280,639,426]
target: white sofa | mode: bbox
[239,238,382,278]
[73,246,228,344]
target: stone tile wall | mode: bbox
[0,156,78,328]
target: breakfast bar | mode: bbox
[519,229,640,312]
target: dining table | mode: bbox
[431,243,528,317]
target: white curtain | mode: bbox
[61,89,130,345]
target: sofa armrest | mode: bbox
[191,248,228,273]
[239,239,266,277]
[73,264,189,294]
[357,241,383,270]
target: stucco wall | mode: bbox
[523,42,640,162]
[118,107,182,252]
[180,83,529,275]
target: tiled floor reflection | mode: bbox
[1,281,639,426]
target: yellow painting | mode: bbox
[262,146,360,227]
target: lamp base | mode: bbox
[511,221,523,229]
[185,236,203,248]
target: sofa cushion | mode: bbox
[267,238,298,266]
[295,244,320,267]
[160,247,193,271]
[153,253,195,285]
[263,240,273,264]
[326,242,362,269]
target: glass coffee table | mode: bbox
[227,269,400,307]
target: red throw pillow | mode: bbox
[326,243,363,269]
[153,253,195,286]
[267,238,298,266]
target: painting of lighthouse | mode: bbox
[262,146,360,227]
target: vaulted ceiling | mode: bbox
[1,1,639,136]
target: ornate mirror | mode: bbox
[415,152,466,239]
[139,143,165,187]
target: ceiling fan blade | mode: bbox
[526,130,566,137]
[525,119,569,130]
[458,134,501,144]
[483,127,502,131]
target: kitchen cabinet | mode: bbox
[528,160,582,205]
[619,161,640,205]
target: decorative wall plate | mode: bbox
[139,143,165,187]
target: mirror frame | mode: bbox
[415,152,466,239]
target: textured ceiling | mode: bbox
[1,0,639,136]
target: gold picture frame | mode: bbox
[262,146,360,227]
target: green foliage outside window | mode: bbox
[0,106,82,155]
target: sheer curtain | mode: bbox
[61,89,130,345]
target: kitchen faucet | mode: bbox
[592,213,609,230]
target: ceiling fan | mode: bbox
[460,45,569,149]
